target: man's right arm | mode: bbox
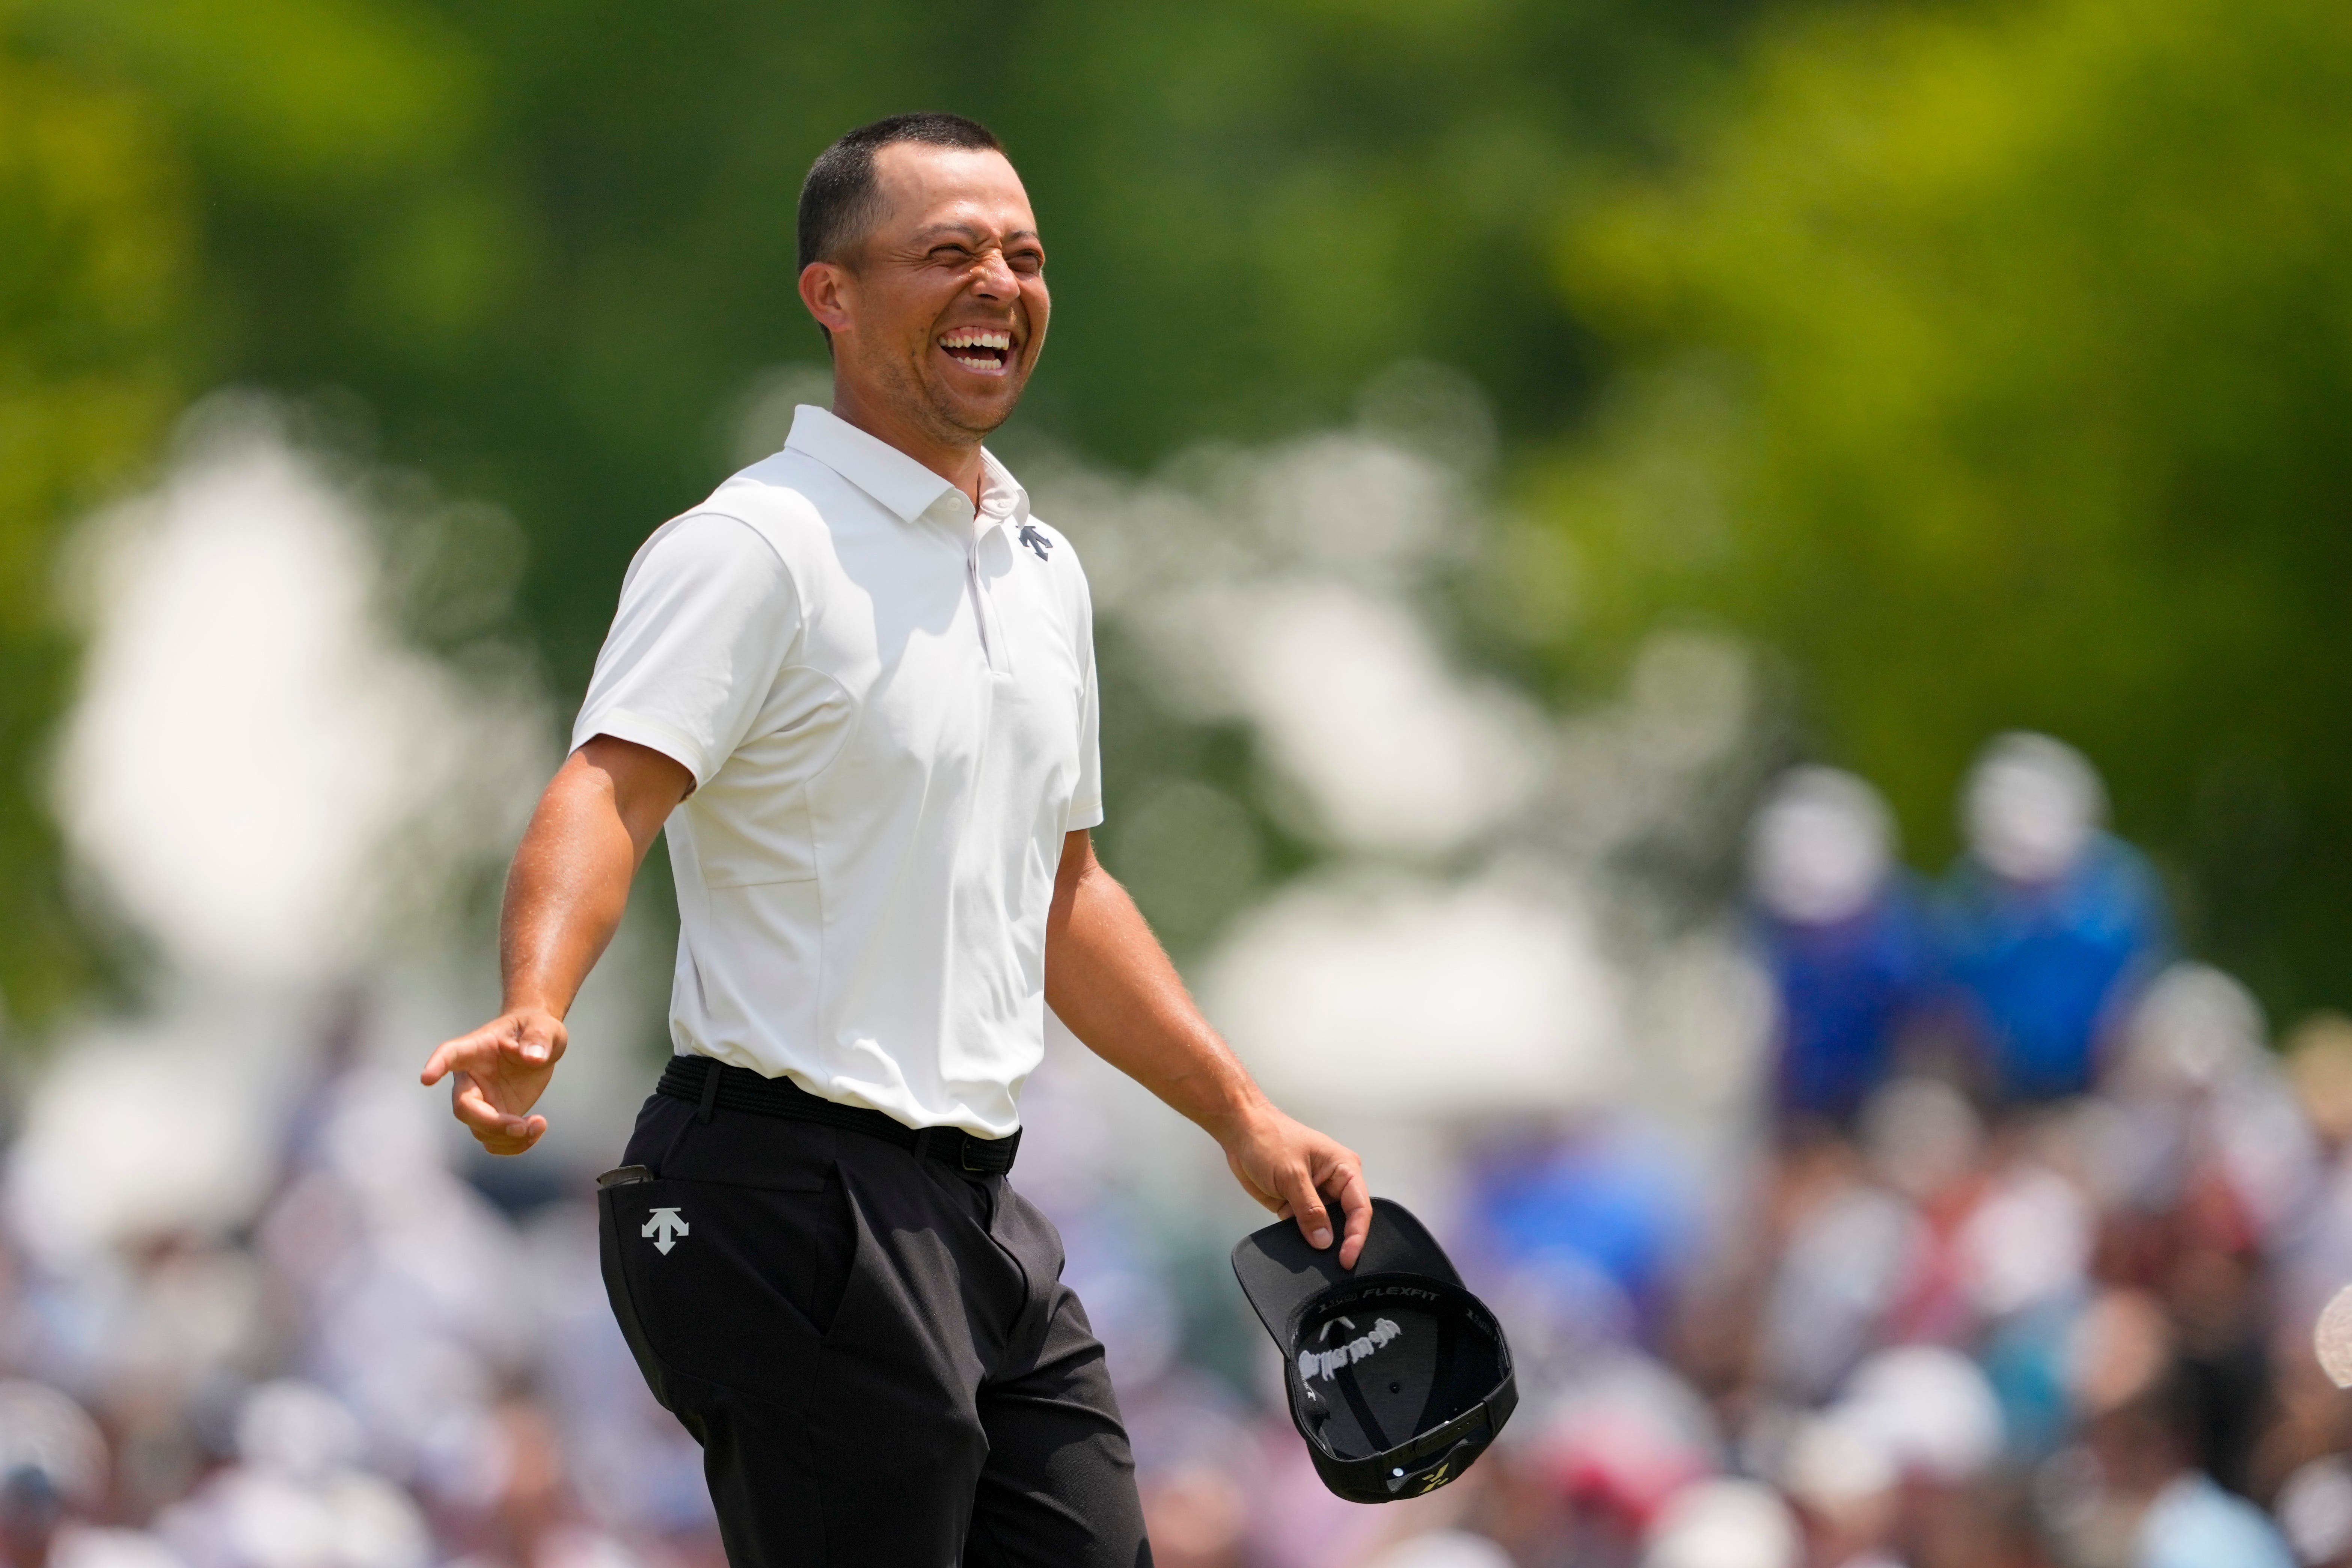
[420,735,691,1155]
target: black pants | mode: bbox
[598,1092,1152,1568]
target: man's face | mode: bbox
[814,143,1048,443]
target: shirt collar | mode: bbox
[783,404,1028,530]
[975,448,1032,532]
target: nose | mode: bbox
[971,246,1018,299]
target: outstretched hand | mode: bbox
[1222,1104,1372,1269]
[420,1007,567,1155]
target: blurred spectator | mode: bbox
[1122,1366,1253,1568]
[2108,966,2318,1233]
[1747,768,1935,1130]
[1526,1351,1719,1559]
[1779,1411,1901,1568]
[2097,967,2314,1496]
[2281,1019,2352,1348]
[2056,1289,2294,1568]
[255,1073,526,1480]
[1457,1115,1704,1351]
[1643,1479,1799,1568]
[2275,1454,2352,1568]
[1942,733,2169,1104]
[1756,1128,1921,1404]
[1836,1345,2006,1490]
[0,1381,167,1568]
[2288,1018,2352,1155]
[1359,1532,1512,1568]
[156,1380,430,1568]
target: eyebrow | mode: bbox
[912,223,1042,246]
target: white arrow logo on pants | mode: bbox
[642,1207,689,1254]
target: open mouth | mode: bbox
[939,327,1014,375]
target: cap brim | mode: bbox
[1230,1196,1462,1346]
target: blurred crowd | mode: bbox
[0,730,2349,1568]
[0,992,721,1568]
[1087,733,2352,1568]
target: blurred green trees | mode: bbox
[1535,0,2352,1012]
[0,0,1767,1020]
[19,0,1764,681]
[0,35,187,1022]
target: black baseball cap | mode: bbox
[1232,1197,1517,1503]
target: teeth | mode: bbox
[941,330,1012,350]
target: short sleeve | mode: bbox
[571,513,801,789]
[1067,554,1104,831]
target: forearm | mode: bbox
[1042,829,1369,1259]
[499,740,681,1017]
[426,738,686,1155]
[1043,849,1270,1141]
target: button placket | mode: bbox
[968,522,1013,677]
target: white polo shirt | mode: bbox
[571,405,1102,1137]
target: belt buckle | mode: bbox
[959,1135,996,1174]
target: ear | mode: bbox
[798,261,854,338]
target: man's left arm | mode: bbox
[1043,828,1372,1267]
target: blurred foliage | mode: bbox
[0,27,188,1025]
[1533,0,2352,1014]
[0,0,1776,1013]
[8,0,1773,684]
[17,0,2352,1022]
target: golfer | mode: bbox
[421,112,1370,1566]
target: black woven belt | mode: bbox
[656,1056,1021,1176]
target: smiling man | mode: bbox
[419,114,1370,1566]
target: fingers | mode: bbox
[483,1116,546,1156]
[421,1012,560,1086]
[419,1026,490,1086]
[421,1021,513,1086]
[450,1073,546,1156]
[1280,1146,1370,1262]
[502,1019,559,1067]
[1276,1159,1334,1253]
[1328,1155,1372,1269]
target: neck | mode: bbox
[829,375,987,509]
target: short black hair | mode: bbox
[796,113,1003,274]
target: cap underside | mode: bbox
[1288,1280,1505,1462]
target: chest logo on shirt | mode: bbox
[1016,523,1052,561]
[642,1206,690,1254]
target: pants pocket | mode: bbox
[599,1183,677,1414]
[599,1173,850,1413]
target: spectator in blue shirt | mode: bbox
[1748,767,1934,1129]
[1940,733,2168,1104]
